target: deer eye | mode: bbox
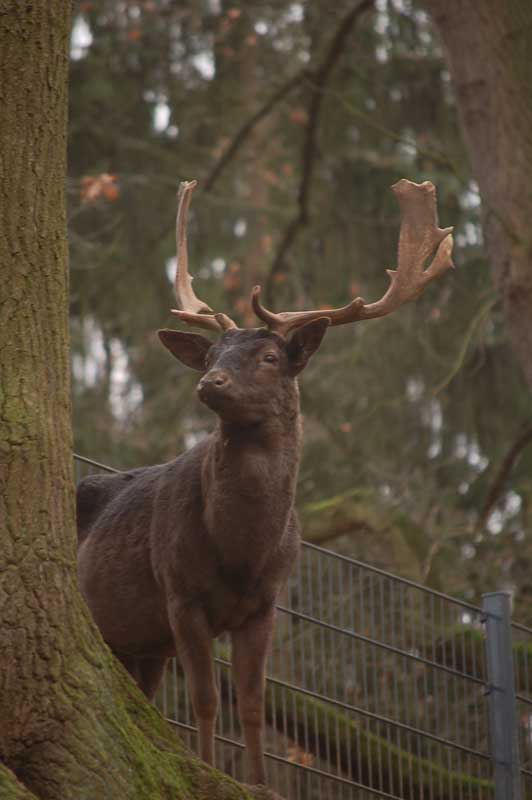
[262,352,278,364]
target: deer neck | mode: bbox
[201,399,302,569]
[209,409,302,491]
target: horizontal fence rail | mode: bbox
[74,454,532,799]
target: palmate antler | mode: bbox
[252,180,454,336]
[170,179,454,337]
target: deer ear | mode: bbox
[286,317,330,376]
[158,329,212,371]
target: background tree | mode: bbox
[425,0,532,392]
[423,0,532,605]
[0,3,279,798]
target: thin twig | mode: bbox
[432,294,497,395]
[332,90,462,175]
[265,0,375,304]
[203,69,309,193]
[478,422,532,530]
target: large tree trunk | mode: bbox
[0,5,277,799]
[424,0,532,392]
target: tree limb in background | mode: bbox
[305,516,381,546]
[149,2,374,283]
[432,294,497,395]
[203,69,309,193]
[265,0,375,304]
[478,422,532,531]
[146,73,308,252]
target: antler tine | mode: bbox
[251,287,366,336]
[252,180,454,337]
[359,180,454,320]
[171,180,237,333]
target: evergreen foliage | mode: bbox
[68,1,532,617]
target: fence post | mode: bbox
[482,592,522,800]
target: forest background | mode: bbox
[69,0,532,619]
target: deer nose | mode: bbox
[198,370,231,395]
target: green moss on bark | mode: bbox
[0,764,39,800]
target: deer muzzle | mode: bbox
[197,370,233,407]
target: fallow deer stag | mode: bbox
[77,179,453,786]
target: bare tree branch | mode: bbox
[265,0,375,304]
[203,70,308,193]
[478,422,532,530]
[145,74,308,255]
[432,294,496,395]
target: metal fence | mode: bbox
[74,454,532,800]
[512,620,532,799]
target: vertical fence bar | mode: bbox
[482,592,522,800]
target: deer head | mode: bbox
[159,179,454,423]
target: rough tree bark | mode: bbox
[424,0,532,392]
[0,5,279,799]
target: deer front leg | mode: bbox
[170,603,218,766]
[231,605,275,786]
[138,657,168,701]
